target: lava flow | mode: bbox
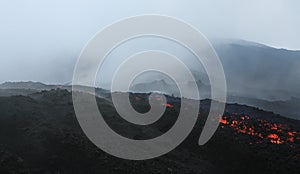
[219,115,300,145]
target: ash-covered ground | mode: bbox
[0,89,299,174]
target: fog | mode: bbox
[0,0,299,95]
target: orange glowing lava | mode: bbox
[219,115,300,146]
[163,104,174,108]
[219,119,228,124]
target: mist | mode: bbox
[0,0,299,101]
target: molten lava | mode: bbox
[219,114,300,146]
[267,134,284,144]
[219,118,228,124]
[163,103,174,108]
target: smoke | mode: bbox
[0,0,299,98]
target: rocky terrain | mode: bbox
[0,89,299,173]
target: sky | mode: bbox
[0,0,299,84]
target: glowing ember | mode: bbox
[268,134,279,139]
[219,114,300,146]
[287,137,294,143]
[267,134,283,144]
[163,103,174,108]
[219,118,228,124]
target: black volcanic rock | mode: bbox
[0,90,299,174]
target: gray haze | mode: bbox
[0,0,299,88]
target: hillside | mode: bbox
[0,89,299,173]
[215,40,300,101]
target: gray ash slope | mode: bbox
[0,89,299,174]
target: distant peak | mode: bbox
[229,39,270,48]
[215,39,300,52]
